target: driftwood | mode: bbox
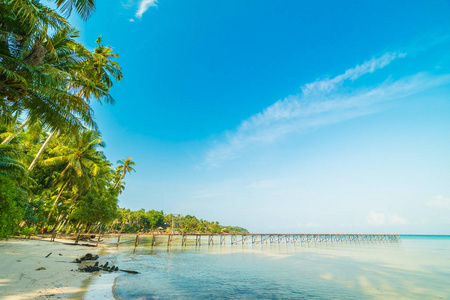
[74,253,139,274]
[73,253,99,263]
[78,264,137,274]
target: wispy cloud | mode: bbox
[302,52,406,96]
[366,211,407,226]
[204,52,450,167]
[427,195,450,210]
[136,0,157,18]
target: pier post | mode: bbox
[134,233,140,253]
[208,235,214,246]
[75,231,81,245]
[116,232,121,247]
[96,228,101,247]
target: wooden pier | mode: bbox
[109,233,401,251]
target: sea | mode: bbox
[96,235,450,299]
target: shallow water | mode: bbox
[104,235,450,299]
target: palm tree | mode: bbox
[1,14,94,145]
[6,0,96,22]
[27,33,122,170]
[114,157,136,189]
[54,0,96,20]
[50,156,114,232]
[40,130,105,229]
[0,144,27,180]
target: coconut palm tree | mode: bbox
[39,130,105,228]
[1,16,94,145]
[27,34,122,171]
[54,0,96,20]
[114,157,136,189]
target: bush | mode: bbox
[0,176,26,239]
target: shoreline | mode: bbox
[0,238,118,299]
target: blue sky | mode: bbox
[70,0,450,234]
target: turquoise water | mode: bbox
[105,235,450,299]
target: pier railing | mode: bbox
[34,233,401,250]
[108,233,401,251]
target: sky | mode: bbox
[68,0,450,234]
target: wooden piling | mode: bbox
[116,232,121,247]
[96,230,101,247]
[134,233,140,253]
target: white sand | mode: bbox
[0,238,118,300]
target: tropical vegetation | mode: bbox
[113,209,248,234]
[0,0,246,239]
[0,0,129,239]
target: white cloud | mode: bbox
[388,214,408,225]
[366,211,386,225]
[302,52,406,96]
[204,50,450,167]
[129,18,135,22]
[427,196,450,210]
[366,211,407,226]
[136,0,157,18]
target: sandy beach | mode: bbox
[0,238,118,300]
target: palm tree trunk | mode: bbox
[113,174,124,189]
[51,194,79,232]
[47,180,69,219]
[40,180,69,232]
[28,128,57,171]
[19,163,71,229]
[1,116,31,144]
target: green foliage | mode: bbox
[0,176,26,239]
[114,209,248,234]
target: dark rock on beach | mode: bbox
[73,253,100,263]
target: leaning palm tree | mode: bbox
[1,6,94,145]
[27,33,122,170]
[114,157,136,189]
[39,130,105,229]
[50,155,113,232]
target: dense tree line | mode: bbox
[112,209,248,234]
